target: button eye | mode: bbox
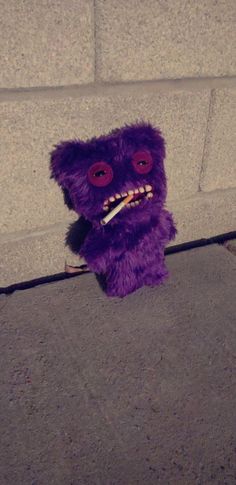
[94,169,106,177]
[132,150,153,174]
[88,162,113,187]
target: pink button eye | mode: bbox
[132,150,153,174]
[88,161,113,187]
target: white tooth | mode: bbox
[135,200,140,205]
[139,187,145,193]
[104,206,109,211]
[121,192,128,197]
[145,184,152,192]
[128,190,134,195]
[134,188,139,194]
[130,202,136,207]
[109,196,115,202]
[147,192,153,198]
[115,193,121,199]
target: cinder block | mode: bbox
[167,188,236,245]
[200,88,236,191]
[0,0,94,88]
[0,227,64,287]
[1,189,235,287]
[0,225,70,287]
[0,224,85,288]
[0,99,79,234]
[0,89,209,234]
[96,0,236,82]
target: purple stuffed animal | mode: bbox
[50,123,176,297]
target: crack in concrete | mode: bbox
[198,89,216,192]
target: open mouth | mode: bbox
[103,184,153,212]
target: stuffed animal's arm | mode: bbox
[79,227,112,274]
[164,210,177,242]
[152,209,177,244]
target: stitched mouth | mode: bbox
[103,184,153,212]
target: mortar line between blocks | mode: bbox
[93,0,98,82]
[198,89,216,191]
[0,76,235,103]
[0,222,71,244]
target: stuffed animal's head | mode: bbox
[50,123,167,224]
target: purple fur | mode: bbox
[50,122,177,297]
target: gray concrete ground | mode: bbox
[0,244,236,485]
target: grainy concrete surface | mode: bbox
[1,245,236,484]
[0,0,94,88]
[199,88,236,192]
[96,0,236,81]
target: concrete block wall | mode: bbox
[0,0,236,287]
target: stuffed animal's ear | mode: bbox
[123,122,165,157]
[50,140,83,186]
[50,140,83,210]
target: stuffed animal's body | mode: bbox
[50,123,176,297]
